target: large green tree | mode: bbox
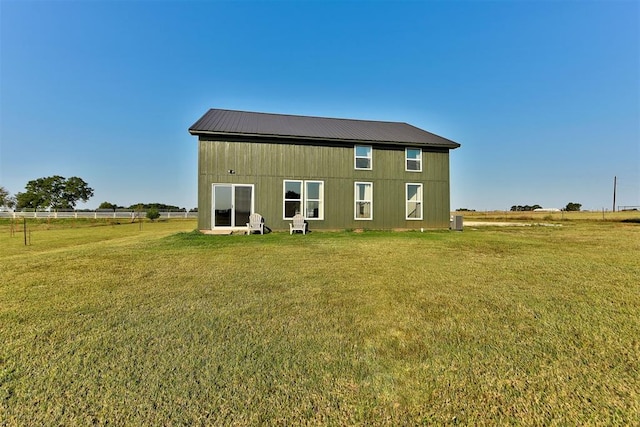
[564,202,582,212]
[15,176,94,210]
[0,186,16,208]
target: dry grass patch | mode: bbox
[1,220,638,424]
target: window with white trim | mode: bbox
[283,180,324,220]
[355,145,372,170]
[283,180,302,219]
[304,181,324,219]
[406,183,423,220]
[354,182,373,220]
[405,148,422,172]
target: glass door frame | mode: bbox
[211,183,255,231]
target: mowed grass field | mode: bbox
[1,216,638,425]
[458,209,639,223]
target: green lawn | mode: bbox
[1,219,638,425]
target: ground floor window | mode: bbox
[304,181,323,219]
[406,183,423,220]
[283,180,324,220]
[354,182,373,220]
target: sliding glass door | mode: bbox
[212,184,253,229]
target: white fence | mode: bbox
[0,210,198,219]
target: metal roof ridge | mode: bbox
[188,108,461,149]
[207,108,409,126]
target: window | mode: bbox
[406,183,423,220]
[354,182,373,220]
[283,180,324,220]
[283,180,302,219]
[305,181,323,219]
[355,145,372,170]
[405,148,422,172]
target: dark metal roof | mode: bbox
[189,108,460,149]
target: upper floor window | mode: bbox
[355,145,372,170]
[405,148,422,172]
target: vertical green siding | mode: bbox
[198,138,452,231]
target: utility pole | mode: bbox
[613,176,617,212]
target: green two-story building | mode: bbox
[189,108,460,233]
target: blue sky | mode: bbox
[1,0,638,211]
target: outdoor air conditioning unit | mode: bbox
[450,215,463,231]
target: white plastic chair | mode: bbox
[289,213,307,235]
[246,213,264,235]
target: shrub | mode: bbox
[146,207,160,221]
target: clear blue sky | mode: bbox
[1,0,638,211]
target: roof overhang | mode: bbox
[188,129,461,149]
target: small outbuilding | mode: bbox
[189,108,460,232]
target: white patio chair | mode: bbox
[289,213,307,235]
[246,213,264,235]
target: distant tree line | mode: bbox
[3,177,197,212]
[510,203,581,212]
[99,202,191,211]
[510,204,542,212]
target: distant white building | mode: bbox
[533,208,561,212]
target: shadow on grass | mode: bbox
[621,218,640,224]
